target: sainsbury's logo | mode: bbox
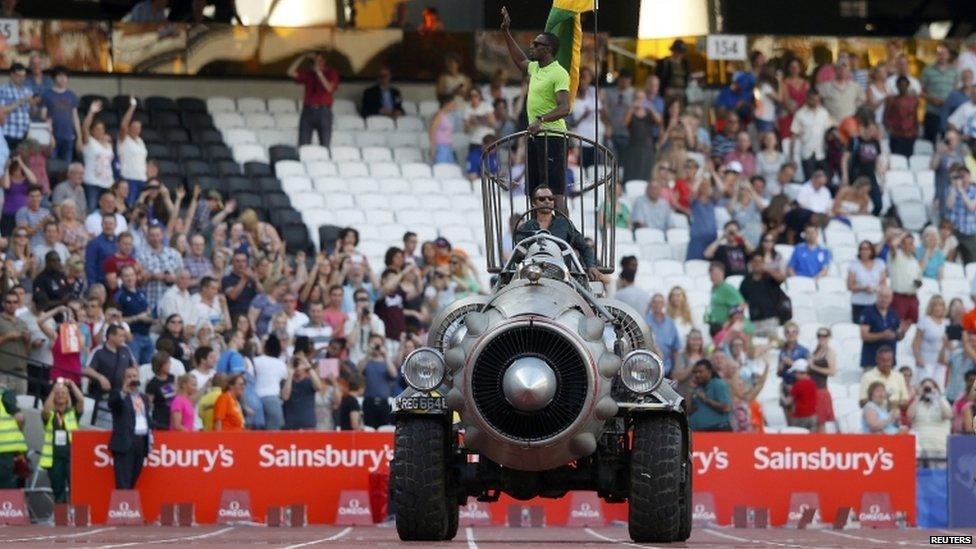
[93,444,234,472]
[753,446,894,476]
[692,446,729,474]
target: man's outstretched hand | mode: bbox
[500,6,511,31]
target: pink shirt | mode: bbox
[170,395,196,432]
[50,334,82,384]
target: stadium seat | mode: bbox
[361,146,393,162]
[224,128,258,146]
[335,115,366,131]
[269,145,300,164]
[333,99,357,115]
[177,97,207,112]
[401,100,418,115]
[268,97,297,113]
[786,276,816,294]
[365,209,395,224]
[898,201,928,231]
[206,145,234,163]
[255,176,282,194]
[244,162,272,177]
[275,160,306,178]
[281,176,313,195]
[888,154,908,170]
[184,160,213,177]
[237,97,266,113]
[259,130,296,147]
[366,115,395,131]
[369,163,400,179]
[909,154,931,172]
[307,161,338,177]
[389,194,421,209]
[403,163,433,179]
[282,223,312,254]
[885,170,914,187]
[214,112,245,131]
[275,112,300,130]
[323,193,354,209]
[684,260,709,278]
[396,116,425,132]
[890,185,922,204]
[233,144,268,164]
[207,96,237,113]
[338,162,370,178]
[244,112,275,129]
[634,228,665,245]
[330,146,361,162]
[299,144,330,163]
[393,147,423,164]
[418,100,439,118]
[388,132,423,149]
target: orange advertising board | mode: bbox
[71,431,915,526]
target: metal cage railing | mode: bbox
[479,130,618,275]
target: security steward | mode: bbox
[41,378,84,503]
[0,382,26,488]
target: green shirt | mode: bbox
[689,377,732,431]
[707,282,744,325]
[921,63,959,114]
[527,60,570,132]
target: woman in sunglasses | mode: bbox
[809,328,838,432]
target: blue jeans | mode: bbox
[126,179,145,207]
[53,137,74,163]
[261,396,284,430]
[129,333,155,365]
[83,183,104,214]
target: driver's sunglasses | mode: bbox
[535,196,555,203]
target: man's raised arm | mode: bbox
[501,7,529,73]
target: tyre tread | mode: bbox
[628,414,689,542]
[392,417,450,541]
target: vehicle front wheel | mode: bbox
[391,417,454,541]
[628,414,691,543]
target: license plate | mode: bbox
[395,395,446,412]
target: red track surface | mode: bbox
[0,525,970,547]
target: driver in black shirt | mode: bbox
[514,186,601,280]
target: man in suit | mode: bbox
[361,67,404,118]
[109,366,151,490]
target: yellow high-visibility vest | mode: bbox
[0,400,27,454]
[40,408,78,468]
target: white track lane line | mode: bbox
[465,526,478,549]
[280,526,353,549]
[583,527,664,549]
[701,528,812,548]
[1,526,116,543]
[95,526,235,548]
[820,529,930,547]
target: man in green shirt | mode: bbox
[501,6,571,210]
[706,261,745,335]
[921,44,959,143]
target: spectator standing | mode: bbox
[953,375,976,433]
[787,224,831,279]
[921,44,958,143]
[182,234,213,290]
[357,334,397,429]
[656,39,689,98]
[117,97,147,203]
[569,67,605,167]
[427,98,458,164]
[942,70,973,135]
[463,88,495,162]
[169,374,197,432]
[621,90,657,182]
[39,379,82,502]
[360,66,403,118]
[193,276,230,332]
[295,301,333,352]
[888,231,921,323]
[711,113,739,159]
[848,240,887,320]
[862,380,903,434]
[866,66,889,125]
[646,294,679,376]
[117,265,153,364]
[705,261,744,336]
[1,154,38,236]
[282,355,324,430]
[809,328,838,432]
[84,192,127,237]
[212,374,245,432]
[859,346,910,412]
[739,253,783,337]
[778,59,809,137]
[790,90,832,180]
[817,61,865,122]
[630,178,672,230]
[859,288,907,368]
[137,223,181,313]
[885,55,922,96]
[910,378,953,460]
[913,295,949,382]
[16,185,52,249]
[947,165,976,264]
[189,346,217,395]
[254,336,287,430]
[0,290,29,394]
[786,360,817,430]
[688,359,733,431]
[796,170,832,214]
[287,52,339,148]
[932,129,968,219]
[52,163,87,219]
[605,69,635,157]
[103,233,138,295]
[145,351,175,430]
[222,251,262,324]
[0,63,32,152]
[723,132,756,180]
[157,270,196,328]
[686,178,718,260]
[0,381,24,488]
[79,101,115,213]
[841,121,883,214]
[704,220,752,277]
[83,325,136,427]
[344,288,385,364]
[755,132,785,191]
[435,53,471,101]
[917,226,946,280]
[884,77,920,158]
[108,366,151,489]
[777,321,809,422]
[40,67,79,163]
[337,375,364,431]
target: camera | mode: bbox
[923,386,933,394]
[56,377,64,384]
[371,344,382,352]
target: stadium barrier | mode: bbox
[71,431,916,526]
[948,435,976,528]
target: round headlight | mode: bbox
[620,350,664,394]
[403,348,446,391]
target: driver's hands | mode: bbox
[586,267,604,282]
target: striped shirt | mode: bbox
[921,63,960,115]
[949,184,976,236]
[0,82,32,139]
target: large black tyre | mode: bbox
[444,496,459,541]
[392,417,452,541]
[628,414,691,543]
[677,434,692,540]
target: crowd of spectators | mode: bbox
[0,34,974,496]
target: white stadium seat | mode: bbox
[361,146,393,162]
[369,163,401,178]
[300,145,330,163]
[335,115,366,131]
[356,132,388,148]
[396,116,425,132]
[275,112,300,130]
[268,97,298,113]
[366,115,396,131]
[206,96,236,113]
[213,112,245,130]
[338,162,370,178]
[333,99,357,115]
[223,128,257,146]
[237,97,266,113]
[402,163,434,179]
[394,147,423,164]
[306,161,338,177]
[232,144,268,164]
[330,146,361,161]
[281,176,313,194]
[274,160,306,178]
[314,177,347,193]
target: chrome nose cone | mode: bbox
[503,357,557,412]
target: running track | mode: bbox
[0,525,971,547]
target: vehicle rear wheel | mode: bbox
[628,414,691,543]
[392,417,452,541]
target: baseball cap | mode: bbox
[724,161,744,174]
[435,237,451,249]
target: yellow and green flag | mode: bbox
[545,0,595,103]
